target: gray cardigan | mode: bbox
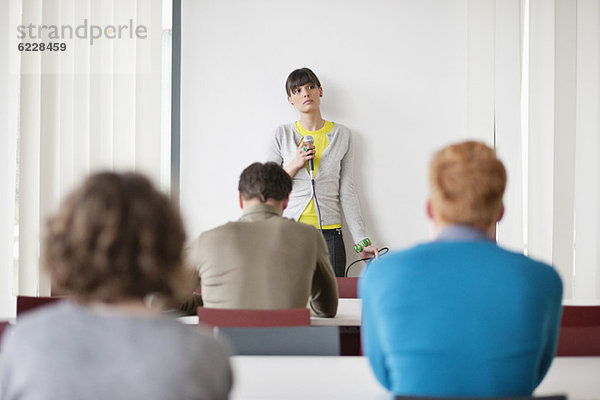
[267,122,368,243]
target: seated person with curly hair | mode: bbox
[360,141,563,397]
[0,172,232,400]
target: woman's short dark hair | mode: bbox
[43,172,188,303]
[238,162,292,202]
[285,67,321,96]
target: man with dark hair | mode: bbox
[238,161,293,204]
[183,162,338,317]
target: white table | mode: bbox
[536,357,600,399]
[1,356,595,399]
[562,299,600,306]
[229,356,600,400]
[178,298,362,326]
[311,298,361,326]
[230,356,390,400]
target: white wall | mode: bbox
[181,0,515,269]
[2,1,594,304]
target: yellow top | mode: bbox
[296,121,341,230]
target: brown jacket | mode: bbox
[184,203,338,317]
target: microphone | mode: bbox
[304,135,314,180]
[303,135,321,229]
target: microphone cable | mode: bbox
[344,247,389,277]
[304,135,323,231]
[311,178,323,232]
[306,153,385,277]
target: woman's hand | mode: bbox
[360,245,379,260]
[284,140,316,177]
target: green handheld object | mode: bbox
[354,238,372,253]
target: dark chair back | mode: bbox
[560,305,600,326]
[557,305,600,356]
[214,326,340,355]
[336,277,358,298]
[16,296,62,317]
[197,307,310,328]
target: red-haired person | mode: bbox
[360,141,562,397]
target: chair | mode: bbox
[557,305,600,356]
[214,326,340,355]
[336,277,358,298]
[395,396,566,400]
[560,305,600,326]
[16,295,63,317]
[196,307,310,328]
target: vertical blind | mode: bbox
[526,0,600,299]
[16,0,165,296]
[472,0,600,300]
[0,1,20,318]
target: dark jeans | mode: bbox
[321,228,347,277]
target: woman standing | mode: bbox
[268,67,377,277]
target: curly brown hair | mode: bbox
[43,172,188,303]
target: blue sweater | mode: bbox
[359,239,563,397]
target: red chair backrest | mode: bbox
[557,326,600,356]
[336,277,358,298]
[560,305,600,326]
[556,305,600,356]
[197,308,310,328]
[16,296,62,317]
